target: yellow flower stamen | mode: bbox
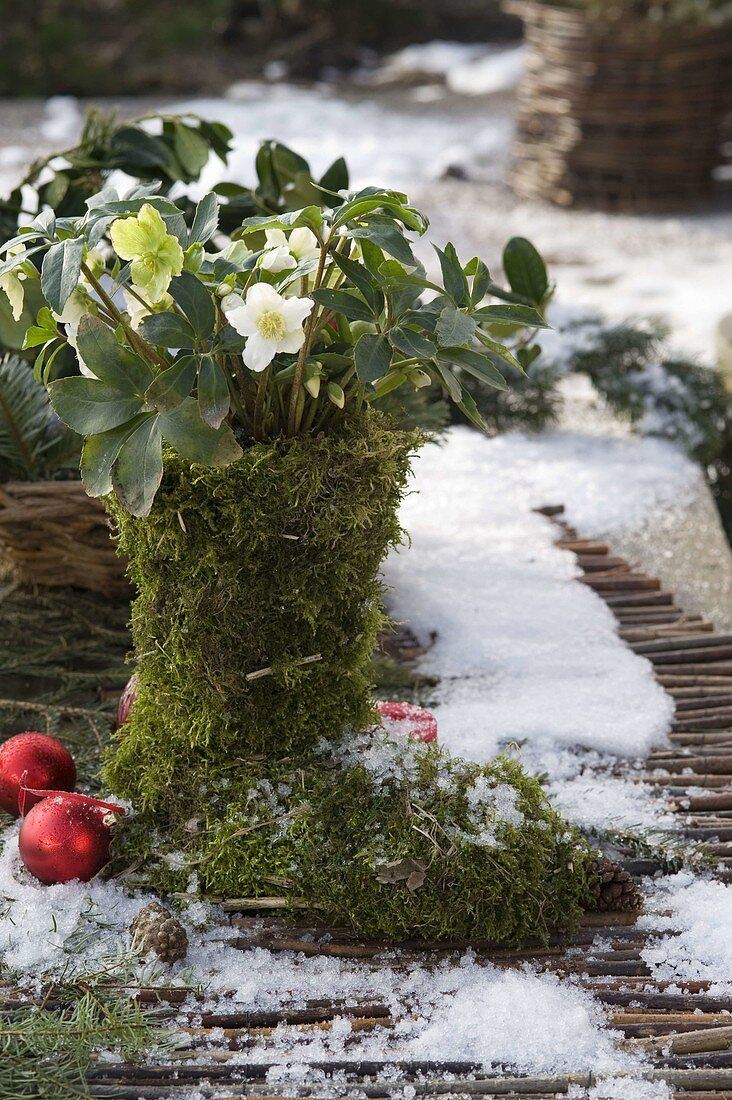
[256,310,287,341]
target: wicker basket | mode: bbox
[506,1,732,209]
[0,480,130,598]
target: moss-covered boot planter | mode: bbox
[105,411,589,941]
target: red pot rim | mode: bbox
[18,787,126,818]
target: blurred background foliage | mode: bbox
[0,0,520,96]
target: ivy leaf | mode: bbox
[80,415,153,497]
[354,333,392,386]
[145,355,197,412]
[40,237,85,313]
[159,398,242,466]
[168,272,215,339]
[198,355,230,429]
[48,377,144,435]
[502,238,549,306]
[111,416,164,518]
[312,288,375,323]
[436,307,476,348]
[139,311,196,349]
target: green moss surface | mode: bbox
[105,412,418,810]
[105,410,590,941]
[115,734,589,943]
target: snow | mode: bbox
[639,873,732,988]
[183,84,511,195]
[0,423,710,1083]
[384,427,685,769]
[371,41,525,97]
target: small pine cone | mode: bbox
[586,856,643,913]
[129,901,188,964]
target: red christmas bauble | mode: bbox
[376,700,439,745]
[18,790,125,885]
[0,733,76,817]
[117,674,138,729]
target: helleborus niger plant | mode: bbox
[1,143,552,517]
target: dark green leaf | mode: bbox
[473,303,549,328]
[457,389,488,432]
[354,333,392,386]
[40,237,85,313]
[80,415,152,497]
[159,398,242,466]
[198,355,230,429]
[517,344,542,370]
[111,416,163,518]
[48,377,144,435]
[349,222,416,268]
[438,347,508,390]
[331,251,381,305]
[390,326,436,360]
[436,307,476,348]
[139,311,196,349]
[312,288,375,323]
[145,355,197,412]
[435,361,462,403]
[475,330,524,373]
[436,244,470,306]
[172,121,211,178]
[502,237,549,306]
[434,243,470,307]
[319,156,349,196]
[467,258,491,305]
[213,323,246,354]
[168,272,215,339]
[76,315,154,392]
[189,193,219,246]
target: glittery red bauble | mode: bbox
[376,700,439,744]
[117,674,138,729]
[18,790,125,885]
[0,733,76,817]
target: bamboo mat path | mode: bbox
[3,510,732,1097]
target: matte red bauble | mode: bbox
[376,700,439,744]
[117,674,138,729]
[0,733,76,817]
[18,790,125,885]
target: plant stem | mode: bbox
[253,365,270,441]
[81,264,169,372]
[287,234,331,436]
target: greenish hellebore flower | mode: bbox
[110,203,184,303]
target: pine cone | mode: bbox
[586,856,643,913]
[129,901,188,964]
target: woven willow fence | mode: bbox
[506,1,732,209]
[0,481,129,597]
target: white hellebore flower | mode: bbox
[0,244,28,321]
[223,283,313,373]
[260,227,319,273]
